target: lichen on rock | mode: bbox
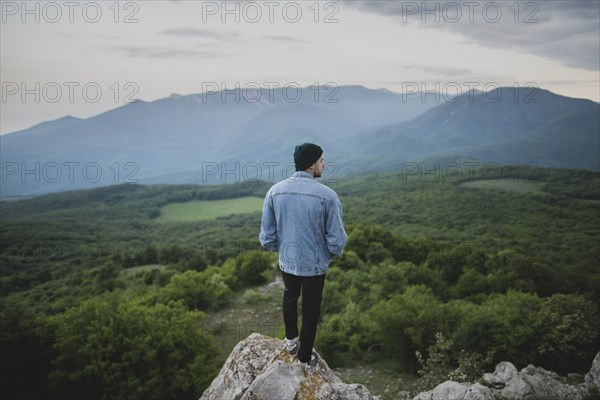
[414,352,600,400]
[200,333,599,400]
[199,333,375,400]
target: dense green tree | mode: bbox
[317,301,376,367]
[369,285,448,371]
[451,290,543,366]
[345,223,395,263]
[365,242,394,264]
[425,245,472,285]
[536,294,599,373]
[400,262,448,298]
[157,269,231,310]
[451,268,490,299]
[368,262,408,300]
[159,244,188,264]
[186,249,208,271]
[235,250,272,286]
[320,266,348,315]
[49,295,220,400]
[330,250,368,271]
[0,302,54,399]
[95,262,121,292]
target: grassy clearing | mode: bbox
[334,364,417,400]
[459,179,547,194]
[203,266,285,356]
[154,196,264,223]
[123,264,167,275]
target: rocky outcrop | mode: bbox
[201,334,599,400]
[199,333,375,400]
[415,352,600,400]
[483,361,584,400]
[585,352,600,388]
[413,381,494,400]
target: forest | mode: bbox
[1,165,599,399]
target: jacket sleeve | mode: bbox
[259,192,278,252]
[325,194,348,257]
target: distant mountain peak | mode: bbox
[2,114,82,137]
[1,85,597,197]
[38,115,81,126]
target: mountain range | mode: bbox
[1,85,598,197]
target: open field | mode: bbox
[155,196,264,223]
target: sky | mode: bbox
[1,0,599,135]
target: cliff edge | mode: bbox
[199,333,374,400]
[200,333,600,400]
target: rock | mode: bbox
[201,338,599,400]
[462,384,495,400]
[199,332,281,400]
[483,361,519,386]
[412,381,494,400]
[199,333,375,400]
[483,362,532,399]
[414,352,600,400]
[483,361,585,400]
[585,352,600,388]
[521,364,582,400]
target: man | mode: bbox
[259,142,348,367]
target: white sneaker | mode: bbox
[285,337,299,356]
[298,350,318,368]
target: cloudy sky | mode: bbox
[1,0,599,134]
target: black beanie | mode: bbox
[294,143,323,171]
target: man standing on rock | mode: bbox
[259,142,348,367]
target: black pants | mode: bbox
[281,269,326,363]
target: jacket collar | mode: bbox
[291,171,314,179]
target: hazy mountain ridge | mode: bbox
[1,85,598,197]
[344,88,600,171]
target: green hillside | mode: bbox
[1,166,598,399]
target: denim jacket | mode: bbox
[259,171,348,276]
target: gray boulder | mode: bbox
[483,361,586,400]
[413,381,494,400]
[585,352,600,388]
[200,332,375,400]
[412,352,600,400]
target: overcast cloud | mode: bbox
[345,0,600,71]
[0,0,598,134]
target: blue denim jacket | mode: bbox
[259,171,348,276]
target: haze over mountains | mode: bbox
[1,85,598,197]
